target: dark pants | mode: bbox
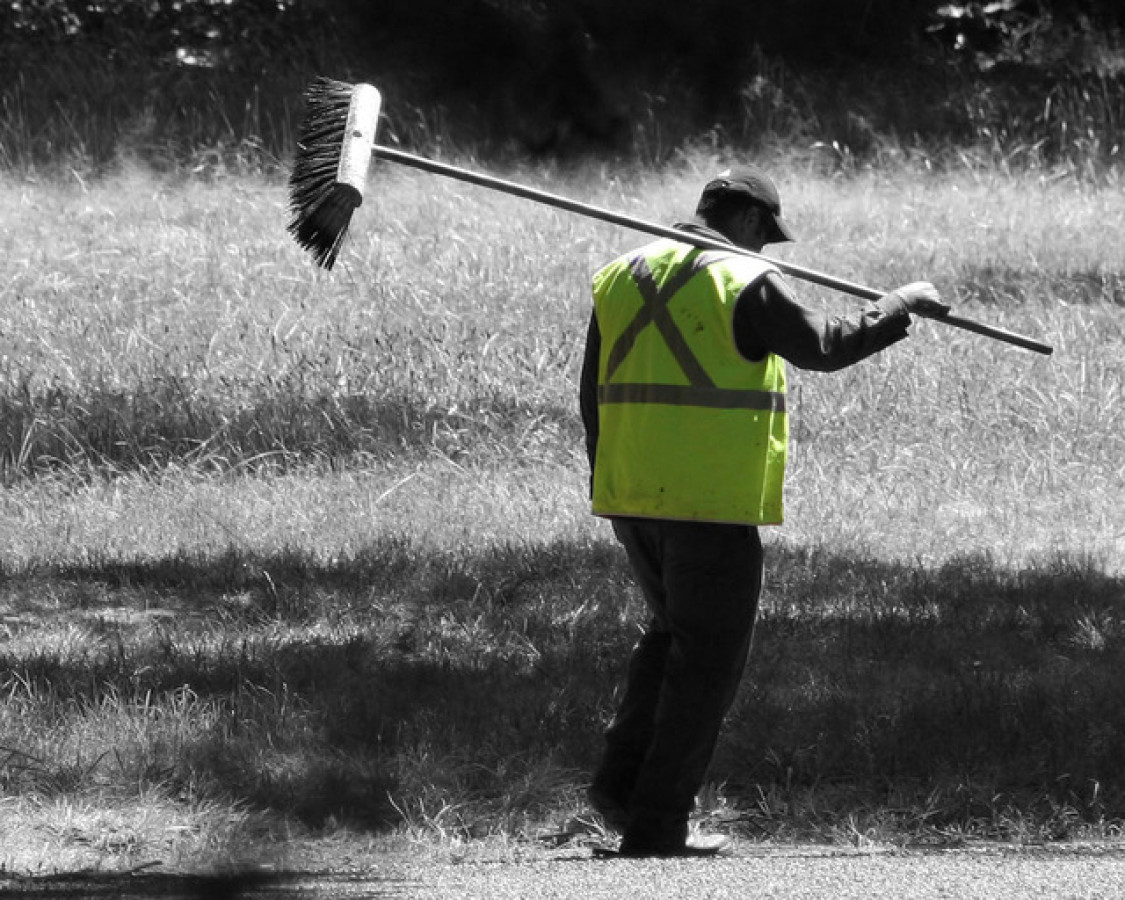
[592,518,763,849]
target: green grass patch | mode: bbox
[1,159,1124,871]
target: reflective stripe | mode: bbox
[599,382,786,412]
[604,250,734,385]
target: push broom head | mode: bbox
[287,78,381,269]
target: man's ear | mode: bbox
[742,206,763,232]
[744,206,770,244]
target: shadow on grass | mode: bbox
[1,537,1123,837]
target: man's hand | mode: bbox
[897,281,950,319]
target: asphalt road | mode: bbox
[4,843,1125,899]
[400,844,1125,900]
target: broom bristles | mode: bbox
[287,77,364,270]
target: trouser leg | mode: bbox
[590,522,671,809]
[618,520,763,850]
[590,627,671,807]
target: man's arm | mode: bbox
[579,311,601,480]
[734,272,928,372]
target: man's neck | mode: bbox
[673,220,736,245]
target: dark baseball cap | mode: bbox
[699,164,796,243]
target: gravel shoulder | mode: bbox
[5,841,1125,899]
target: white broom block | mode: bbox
[337,83,381,201]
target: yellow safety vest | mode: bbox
[591,238,788,525]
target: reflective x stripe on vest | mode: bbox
[604,252,725,387]
[601,251,786,414]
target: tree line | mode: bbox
[2,0,1122,170]
[5,1,1122,55]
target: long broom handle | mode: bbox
[373,145,1053,356]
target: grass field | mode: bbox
[1,155,1124,873]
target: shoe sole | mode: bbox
[593,842,731,859]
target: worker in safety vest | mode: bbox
[579,164,949,857]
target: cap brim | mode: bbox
[767,213,796,243]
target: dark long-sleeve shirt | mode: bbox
[580,224,913,475]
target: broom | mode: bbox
[286,77,1054,356]
[287,78,383,269]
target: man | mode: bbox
[579,164,948,857]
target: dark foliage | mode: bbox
[1,0,1123,170]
